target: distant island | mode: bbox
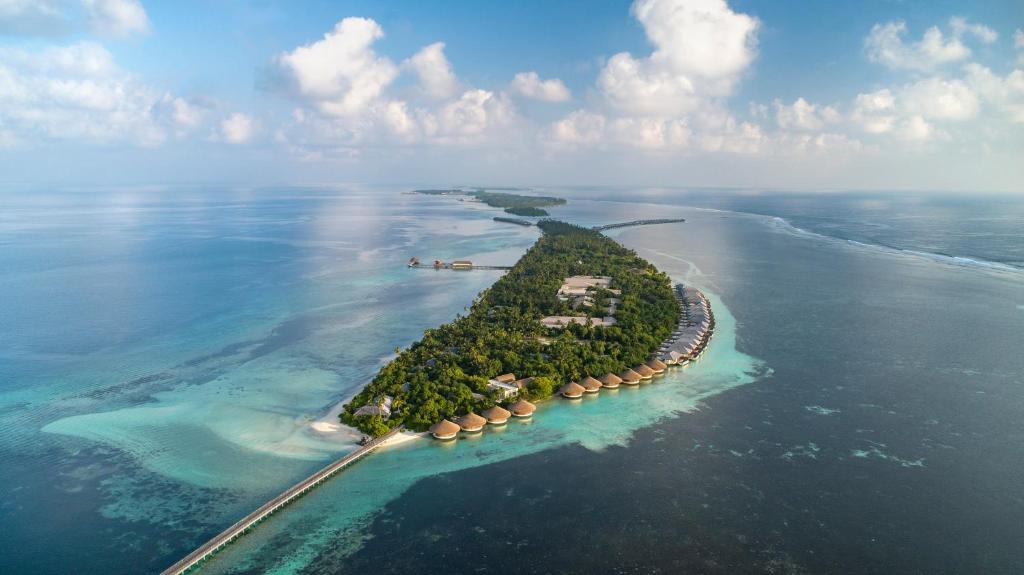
[413,188,567,217]
[492,216,533,227]
[341,220,679,436]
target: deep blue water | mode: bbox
[1,187,1022,574]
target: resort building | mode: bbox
[429,419,460,440]
[487,373,521,399]
[619,369,642,385]
[540,316,617,329]
[456,412,487,432]
[634,364,655,379]
[646,358,668,373]
[450,260,473,270]
[560,382,585,399]
[509,399,537,418]
[481,406,512,425]
[353,395,393,419]
[599,373,623,388]
[579,376,602,393]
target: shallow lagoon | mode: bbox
[2,188,1022,574]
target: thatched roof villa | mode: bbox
[646,358,668,373]
[619,369,642,385]
[481,406,511,425]
[456,412,487,432]
[560,382,585,399]
[634,364,655,379]
[599,373,622,388]
[429,419,460,440]
[509,399,536,418]
[579,376,602,393]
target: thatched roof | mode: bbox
[509,399,536,416]
[429,419,460,437]
[646,358,668,372]
[619,369,641,383]
[634,364,655,378]
[560,382,585,397]
[481,406,511,422]
[599,373,623,387]
[492,373,516,383]
[579,376,602,391]
[456,412,487,430]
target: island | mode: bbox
[413,188,567,217]
[341,220,682,436]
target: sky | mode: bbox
[0,0,1022,192]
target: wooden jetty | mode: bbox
[160,427,405,575]
[592,218,686,232]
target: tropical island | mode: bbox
[341,220,680,436]
[414,188,567,217]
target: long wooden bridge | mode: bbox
[160,427,405,575]
[592,218,686,232]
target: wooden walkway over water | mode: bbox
[592,218,686,232]
[160,427,405,575]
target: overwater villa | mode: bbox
[619,369,642,385]
[646,358,667,374]
[481,406,511,425]
[429,419,460,440]
[599,373,622,388]
[509,399,536,418]
[450,260,473,270]
[560,382,585,399]
[579,376,602,393]
[634,364,655,380]
[456,412,487,432]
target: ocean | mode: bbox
[0,187,1021,574]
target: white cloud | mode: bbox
[277,17,398,118]
[511,71,570,102]
[404,42,458,100]
[897,115,935,141]
[901,77,979,121]
[597,0,758,115]
[423,89,516,143]
[0,42,181,146]
[220,112,254,144]
[865,18,995,71]
[83,0,149,38]
[774,97,840,131]
[548,110,606,147]
[964,63,1024,123]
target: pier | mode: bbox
[592,218,686,232]
[160,427,405,575]
[658,284,714,365]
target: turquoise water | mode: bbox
[2,188,1022,573]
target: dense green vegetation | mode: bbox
[413,189,566,216]
[493,216,534,227]
[341,220,678,436]
[504,206,549,217]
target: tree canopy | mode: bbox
[341,220,678,435]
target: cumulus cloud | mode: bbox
[597,0,759,116]
[773,97,840,131]
[83,0,149,38]
[404,42,458,100]
[900,77,979,121]
[511,71,570,102]
[220,112,254,144]
[0,42,191,147]
[964,63,1024,123]
[865,18,995,71]
[277,17,398,117]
